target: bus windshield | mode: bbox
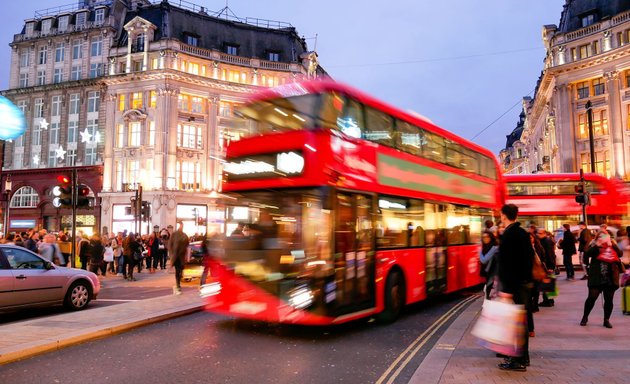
[217,188,332,286]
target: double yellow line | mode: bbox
[376,294,479,384]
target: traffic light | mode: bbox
[575,183,589,205]
[141,201,150,219]
[52,175,72,208]
[75,184,91,208]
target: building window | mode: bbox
[66,149,76,166]
[89,63,103,78]
[53,68,63,83]
[226,44,238,55]
[579,44,589,59]
[129,122,141,146]
[69,93,80,115]
[19,73,28,87]
[268,52,279,62]
[50,122,60,145]
[76,12,87,27]
[191,96,203,113]
[580,151,610,177]
[118,94,126,111]
[58,16,69,32]
[592,40,600,55]
[593,78,605,96]
[34,98,44,118]
[37,70,46,86]
[188,62,199,75]
[177,124,202,149]
[95,8,105,25]
[177,161,200,190]
[72,39,82,60]
[126,160,140,186]
[55,43,65,63]
[178,94,189,111]
[68,121,78,143]
[25,22,34,36]
[87,91,100,113]
[9,186,39,208]
[131,92,143,109]
[186,35,198,46]
[581,14,595,28]
[49,149,58,167]
[51,96,62,117]
[149,91,157,108]
[71,65,81,80]
[592,110,608,136]
[91,36,102,57]
[85,147,97,165]
[41,19,52,35]
[38,46,47,65]
[19,51,29,67]
[134,34,145,52]
[577,81,589,99]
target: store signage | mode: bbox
[224,151,304,180]
[10,219,37,229]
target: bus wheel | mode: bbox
[376,270,405,323]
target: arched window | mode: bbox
[10,186,40,208]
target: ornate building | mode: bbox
[500,0,630,179]
[1,0,325,236]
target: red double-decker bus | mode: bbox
[201,80,503,325]
[505,173,630,267]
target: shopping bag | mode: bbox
[540,274,556,293]
[471,298,526,357]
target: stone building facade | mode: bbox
[500,1,630,179]
[1,0,325,236]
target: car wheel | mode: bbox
[64,281,92,311]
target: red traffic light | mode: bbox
[57,175,71,184]
[77,184,90,196]
[574,184,585,194]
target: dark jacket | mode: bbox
[540,236,556,270]
[498,222,534,294]
[89,240,105,265]
[561,229,577,255]
[585,245,623,289]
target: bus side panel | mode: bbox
[376,248,427,306]
[460,244,484,289]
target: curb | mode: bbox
[408,296,482,384]
[0,303,203,365]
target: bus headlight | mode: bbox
[199,282,222,298]
[288,286,314,310]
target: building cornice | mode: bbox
[548,45,630,76]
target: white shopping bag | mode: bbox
[471,298,526,356]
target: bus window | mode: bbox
[423,131,446,164]
[337,97,364,139]
[395,119,424,157]
[446,205,470,245]
[235,94,319,135]
[364,106,395,146]
[376,196,409,248]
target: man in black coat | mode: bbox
[497,204,534,372]
[560,223,577,280]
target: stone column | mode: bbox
[605,70,626,178]
[142,28,149,71]
[126,29,133,73]
[554,83,575,172]
[102,93,117,192]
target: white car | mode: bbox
[0,245,100,311]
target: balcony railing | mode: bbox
[565,23,601,42]
[13,16,117,43]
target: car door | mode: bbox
[0,252,15,308]
[2,247,66,306]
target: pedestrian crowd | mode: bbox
[0,223,194,295]
[478,204,629,373]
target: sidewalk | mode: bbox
[411,276,630,384]
[0,278,203,365]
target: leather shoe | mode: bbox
[539,301,553,307]
[498,360,526,372]
[603,320,613,328]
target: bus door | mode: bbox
[331,192,376,314]
[424,203,448,296]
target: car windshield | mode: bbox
[212,188,332,286]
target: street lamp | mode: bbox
[585,100,596,173]
[3,175,12,235]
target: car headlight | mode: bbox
[288,286,314,310]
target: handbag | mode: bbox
[540,274,556,292]
[104,246,114,262]
[133,251,143,262]
[471,298,526,357]
[532,252,547,281]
